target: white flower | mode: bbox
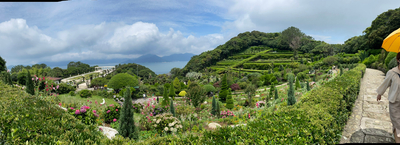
[193,113,198,118]
[156,119,161,124]
[154,124,157,127]
[153,119,156,122]
[164,127,169,131]
[171,127,177,132]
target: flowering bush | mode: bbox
[102,104,122,124]
[221,110,235,119]
[133,102,144,113]
[150,113,182,135]
[67,105,100,125]
[256,101,266,108]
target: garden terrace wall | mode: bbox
[0,82,105,144]
[229,49,272,69]
[142,63,366,144]
[243,62,299,70]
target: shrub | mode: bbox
[287,73,296,105]
[102,104,122,124]
[69,91,76,96]
[179,91,187,97]
[161,84,170,106]
[0,81,104,144]
[226,93,234,109]
[323,56,338,66]
[170,100,176,117]
[237,82,248,90]
[230,83,241,91]
[133,102,143,113]
[79,89,92,98]
[169,83,175,99]
[187,82,206,108]
[150,113,182,135]
[107,73,138,90]
[388,57,397,69]
[58,83,76,94]
[385,52,397,67]
[295,75,300,90]
[67,105,99,125]
[91,77,108,87]
[274,87,278,99]
[211,95,218,116]
[219,74,228,101]
[118,87,135,98]
[203,84,217,95]
[118,87,139,140]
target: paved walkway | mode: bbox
[340,68,395,143]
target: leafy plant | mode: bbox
[79,89,92,98]
[179,91,187,97]
[150,113,182,135]
[107,73,138,90]
[287,73,296,105]
[102,104,122,124]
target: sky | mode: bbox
[0,0,399,66]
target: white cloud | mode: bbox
[0,19,225,65]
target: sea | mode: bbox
[55,61,189,75]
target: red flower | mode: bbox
[46,88,48,91]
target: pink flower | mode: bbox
[141,112,144,115]
[99,128,103,132]
[75,109,80,115]
[93,110,96,113]
[32,78,34,81]
[153,98,156,101]
[39,78,41,81]
[56,85,59,89]
[113,118,117,122]
[281,98,284,101]
[53,87,55,90]
[116,109,118,112]
[87,100,89,102]
[94,113,99,117]
[90,101,92,104]
[107,110,111,113]
[85,106,90,109]
[59,103,62,106]
[46,88,48,91]
[70,107,74,110]
[36,77,38,81]
[150,113,153,116]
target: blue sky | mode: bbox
[1,0,399,66]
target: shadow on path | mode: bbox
[350,128,394,143]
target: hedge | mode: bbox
[142,63,366,144]
[243,62,299,70]
[228,55,253,59]
[0,81,105,144]
[230,49,272,69]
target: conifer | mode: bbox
[118,87,139,140]
[26,71,34,95]
[287,74,296,106]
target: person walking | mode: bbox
[377,52,400,143]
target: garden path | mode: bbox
[340,68,395,143]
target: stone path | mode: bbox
[340,68,395,143]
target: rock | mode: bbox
[230,124,247,128]
[99,126,118,140]
[208,122,221,129]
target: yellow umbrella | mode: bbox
[382,28,400,53]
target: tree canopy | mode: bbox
[107,73,138,90]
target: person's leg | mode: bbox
[395,128,400,143]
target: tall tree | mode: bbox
[0,56,6,72]
[287,74,296,106]
[162,84,170,106]
[118,87,139,140]
[169,83,175,100]
[219,74,228,101]
[280,26,306,60]
[170,100,176,117]
[173,77,181,94]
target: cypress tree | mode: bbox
[295,76,300,90]
[269,83,274,98]
[226,89,234,109]
[219,74,228,101]
[313,74,316,82]
[306,80,310,91]
[287,74,296,106]
[216,101,220,117]
[169,84,175,100]
[274,86,278,99]
[170,99,176,117]
[8,73,12,86]
[26,71,34,95]
[162,84,170,106]
[340,65,343,76]
[211,95,217,116]
[118,87,139,140]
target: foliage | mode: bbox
[118,87,135,98]
[67,105,99,125]
[244,84,256,107]
[150,113,182,135]
[323,56,338,66]
[230,83,241,91]
[25,70,34,95]
[118,87,139,140]
[69,91,76,96]
[113,63,156,80]
[107,73,138,90]
[58,83,76,94]
[211,95,218,116]
[187,82,206,108]
[132,102,143,113]
[274,86,278,99]
[388,57,398,69]
[287,73,296,105]
[0,81,104,144]
[295,75,300,90]
[90,77,108,87]
[306,80,310,91]
[237,81,248,90]
[385,52,397,67]
[102,104,122,124]
[179,91,187,97]
[226,93,234,109]
[79,89,92,98]
[173,77,181,93]
[170,100,176,117]
[203,84,217,95]
[161,83,170,106]
[219,74,228,101]
[169,83,175,99]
